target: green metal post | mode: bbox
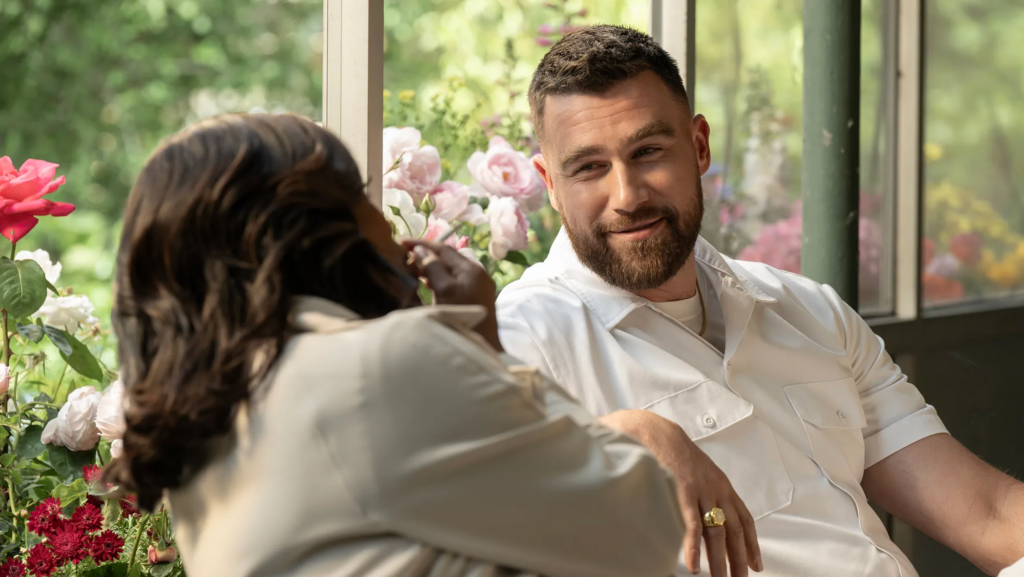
[802,0,861,308]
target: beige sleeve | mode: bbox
[329,314,682,577]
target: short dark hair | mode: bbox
[528,25,689,140]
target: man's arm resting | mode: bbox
[862,433,1024,575]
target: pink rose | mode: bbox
[382,127,442,201]
[468,136,545,212]
[423,217,461,248]
[486,196,529,260]
[0,157,75,242]
[430,181,471,222]
[0,364,8,396]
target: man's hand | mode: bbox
[600,409,762,577]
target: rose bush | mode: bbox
[0,158,184,577]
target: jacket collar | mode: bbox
[291,296,487,334]
[544,228,777,330]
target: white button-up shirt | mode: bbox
[497,230,949,577]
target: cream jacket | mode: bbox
[497,231,949,577]
[168,296,683,577]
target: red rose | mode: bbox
[26,498,63,538]
[0,557,26,577]
[48,522,89,566]
[119,494,140,518]
[0,157,75,242]
[88,530,125,563]
[949,233,983,267]
[71,502,103,533]
[25,545,56,577]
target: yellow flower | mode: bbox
[398,90,416,103]
[924,142,944,162]
[382,89,392,100]
[987,261,1022,288]
[441,159,452,172]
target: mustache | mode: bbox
[596,206,679,234]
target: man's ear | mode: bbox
[533,153,560,212]
[691,114,712,175]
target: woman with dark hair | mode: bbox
[105,113,683,577]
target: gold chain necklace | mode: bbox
[695,275,707,337]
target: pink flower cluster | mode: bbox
[737,204,884,285]
[382,127,544,262]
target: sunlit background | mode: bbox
[2,0,1023,320]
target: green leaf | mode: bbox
[17,322,44,342]
[0,543,19,560]
[46,279,60,296]
[503,250,530,268]
[0,257,48,319]
[82,562,129,577]
[0,425,8,449]
[17,424,45,460]
[389,205,402,216]
[48,446,95,480]
[127,565,143,577]
[102,496,122,528]
[58,330,103,381]
[44,326,73,356]
[149,564,175,577]
[52,477,89,507]
[0,453,15,467]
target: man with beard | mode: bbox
[497,25,1024,577]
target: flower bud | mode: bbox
[0,364,9,396]
[148,545,178,564]
[419,193,436,217]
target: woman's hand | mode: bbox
[403,239,502,352]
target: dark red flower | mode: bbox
[81,465,102,485]
[87,530,125,563]
[86,495,104,509]
[48,522,88,565]
[71,502,103,533]
[26,498,62,537]
[25,545,55,577]
[0,557,26,577]
[119,495,139,518]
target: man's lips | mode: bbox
[607,217,666,241]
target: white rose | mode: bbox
[383,187,427,240]
[110,439,124,459]
[486,196,529,260]
[37,294,99,332]
[95,380,126,443]
[382,126,422,173]
[15,249,61,285]
[41,386,103,451]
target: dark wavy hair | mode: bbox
[105,113,415,510]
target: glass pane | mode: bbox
[0,0,323,317]
[922,1,1024,307]
[383,0,647,290]
[695,0,896,314]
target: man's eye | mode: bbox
[635,147,658,158]
[575,163,597,175]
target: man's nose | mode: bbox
[607,164,649,213]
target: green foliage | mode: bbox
[0,257,48,320]
[59,329,105,381]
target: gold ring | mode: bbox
[702,507,726,527]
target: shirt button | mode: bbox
[837,410,847,422]
[703,414,716,428]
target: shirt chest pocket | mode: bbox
[644,380,794,521]
[785,379,868,483]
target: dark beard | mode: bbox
[563,179,704,292]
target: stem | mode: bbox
[127,514,151,572]
[6,477,17,517]
[53,363,69,403]
[1,309,8,416]
[9,241,15,261]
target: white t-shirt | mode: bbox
[650,267,726,354]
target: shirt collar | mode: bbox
[544,228,777,330]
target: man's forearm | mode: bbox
[978,474,1024,574]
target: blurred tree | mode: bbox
[0,0,322,315]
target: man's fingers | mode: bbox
[681,501,704,575]
[411,246,454,292]
[704,524,729,577]
[734,498,762,572]
[406,239,476,276]
[722,504,748,577]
